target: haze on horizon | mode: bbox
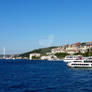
[0,0,92,54]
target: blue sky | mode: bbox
[0,0,92,54]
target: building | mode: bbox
[51,47,66,54]
[65,44,79,54]
[41,55,57,60]
[41,56,52,60]
[29,53,41,60]
[79,46,89,53]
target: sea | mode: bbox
[0,59,92,92]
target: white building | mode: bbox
[29,53,41,60]
[51,47,66,54]
[66,45,79,54]
[41,55,57,60]
[79,46,89,53]
[41,56,52,60]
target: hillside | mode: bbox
[19,46,57,58]
[18,41,92,58]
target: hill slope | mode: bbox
[19,46,56,58]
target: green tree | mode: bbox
[55,53,69,58]
[32,56,40,60]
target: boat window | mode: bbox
[74,61,82,62]
[72,64,89,66]
[84,61,92,63]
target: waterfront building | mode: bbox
[41,56,52,60]
[41,55,57,60]
[29,53,41,60]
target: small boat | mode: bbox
[67,57,92,68]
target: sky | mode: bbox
[0,0,92,54]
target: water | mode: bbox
[0,60,92,92]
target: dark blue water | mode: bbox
[0,60,92,92]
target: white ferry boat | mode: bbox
[67,57,92,68]
[64,55,83,63]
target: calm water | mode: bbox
[0,60,92,92]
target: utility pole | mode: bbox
[3,48,5,59]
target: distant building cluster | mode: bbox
[29,41,92,60]
[51,42,92,54]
